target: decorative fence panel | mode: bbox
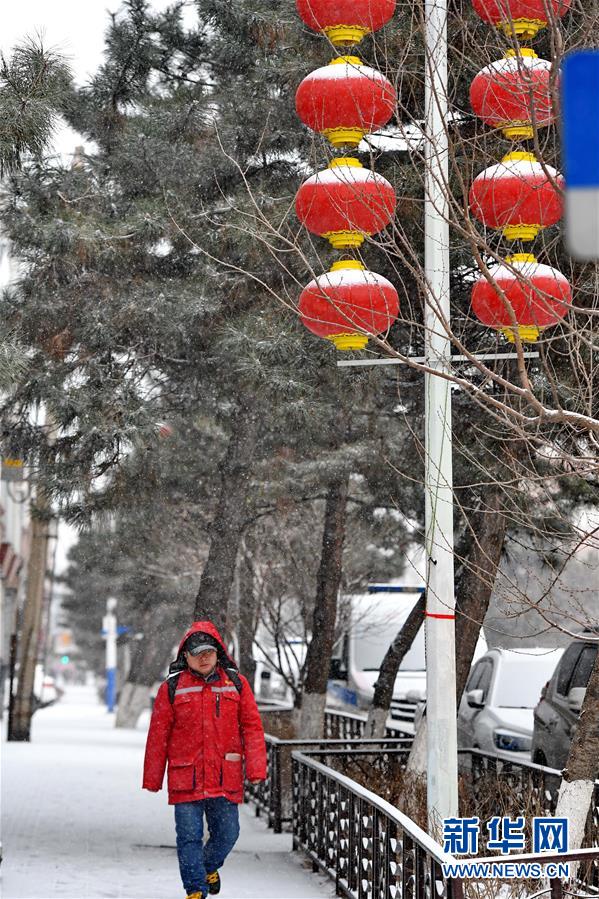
[463,748,599,890]
[324,708,413,740]
[247,711,599,895]
[245,735,413,834]
[292,750,464,899]
[290,749,599,898]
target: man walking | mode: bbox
[143,621,267,899]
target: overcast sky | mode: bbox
[3,2,116,82]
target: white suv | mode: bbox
[458,647,564,757]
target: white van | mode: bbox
[328,587,487,732]
[327,589,427,730]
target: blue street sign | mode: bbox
[562,51,599,260]
[101,624,130,636]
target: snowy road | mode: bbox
[2,685,334,899]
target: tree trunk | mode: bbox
[454,488,506,705]
[297,475,349,738]
[554,648,599,853]
[237,544,258,690]
[193,404,259,630]
[407,717,428,774]
[365,593,426,737]
[115,682,153,729]
[114,607,180,728]
[407,488,506,773]
[8,490,52,742]
[0,587,18,722]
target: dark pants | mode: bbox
[174,797,240,896]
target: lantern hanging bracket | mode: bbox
[337,350,539,368]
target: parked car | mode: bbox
[531,632,598,769]
[458,647,564,757]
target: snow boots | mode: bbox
[206,871,221,895]
[185,893,204,899]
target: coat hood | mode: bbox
[176,620,237,669]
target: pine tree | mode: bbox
[1,39,71,388]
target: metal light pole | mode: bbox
[423,0,458,829]
[102,597,118,712]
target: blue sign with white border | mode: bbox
[562,50,599,260]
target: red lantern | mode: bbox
[299,259,399,349]
[471,253,571,342]
[296,0,396,45]
[470,50,554,141]
[469,151,564,241]
[295,56,396,147]
[295,157,396,248]
[472,0,571,40]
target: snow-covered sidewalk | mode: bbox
[2,684,334,899]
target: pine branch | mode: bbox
[0,38,71,173]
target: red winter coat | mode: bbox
[142,622,267,804]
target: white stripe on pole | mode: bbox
[424,0,459,831]
[562,51,599,261]
[566,190,599,261]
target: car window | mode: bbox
[570,645,598,691]
[556,643,583,696]
[478,660,493,701]
[493,651,563,708]
[466,661,484,692]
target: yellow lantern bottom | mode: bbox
[500,325,540,343]
[499,19,545,40]
[323,24,370,46]
[3,458,24,469]
[502,122,535,140]
[327,332,369,350]
[503,223,542,241]
[323,229,365,248]
[323,126,365,147]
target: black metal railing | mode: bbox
[462,747,599,888]
[246,734,599,897]
[462,748,561,810]
[255,702,413,739]
[324,707,412,740]
[292,750,464,899]
[245,734,413,833]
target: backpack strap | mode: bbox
[224,667,243,695]
[167,672,182,704]
[166,659,186,704]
